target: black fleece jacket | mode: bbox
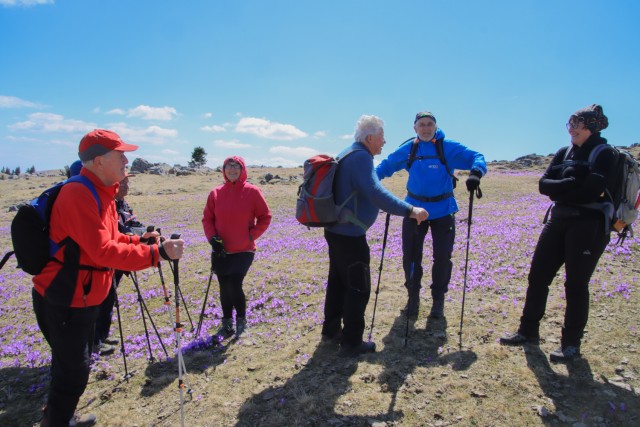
[539,133,618,205]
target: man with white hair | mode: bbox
[321,115,429,357]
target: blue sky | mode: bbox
[1,0,639,171]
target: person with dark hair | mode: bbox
[33,129,184,426]
[322,115,429,357]
[500,104,616,362]
[93,174,144,356]
[202,156,271,340]
[376,111,487,319]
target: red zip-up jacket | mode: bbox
[202,156,271,253]
[33,168,160,307]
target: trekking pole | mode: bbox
[404,219,420,348]
[167,233,192,427]
[150,227,176,328]
[177,280,195,332]
[194,254,216,339]
[367,213,390,342]
[156,226,195,332]
[458,186,482,350]
[112,283,132,381]
[130,271,169,360]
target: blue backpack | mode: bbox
[0,175,101,275]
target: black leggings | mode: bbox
[519,213,609,346]
[212,252,255,319]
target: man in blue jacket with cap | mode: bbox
[376,111,487,319]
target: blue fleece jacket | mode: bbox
[376,128,487,220]
[327,142,413,236]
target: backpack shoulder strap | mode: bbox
[0,251,15,271]
[587,143,617,165]
[66,175,101,213]
[336,147,366,163]
[434,138,458,184]
[400,137,418,169]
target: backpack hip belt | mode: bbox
[407,190,454,203]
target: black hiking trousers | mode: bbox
[33,289,99,426]
[94,271,124,345]
[212,252,255,320]
[322,230,371,347]
[401,214,456,300]
[518,211,609,346]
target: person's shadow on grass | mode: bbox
[373,312,477,418]
[523,344,639,425]
[234,336,402,427]
[140,334,230,398]
[0,366,51,426]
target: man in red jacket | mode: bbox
[33,129,184,427]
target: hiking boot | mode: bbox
[549,345,580,362]
[236,317,247,337]
[405,289,420,318]
[213,318,234,342]
[103,337,120,346]
[69,413,97,427]
[40,411,97,427]
[93,342,116,356]
[321,330,342,345]
[338,341,376,357]
[428,298,445,319]
[499,332,540,346]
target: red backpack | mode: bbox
[295,149,361,227]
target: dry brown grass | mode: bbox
[0,155,638,427]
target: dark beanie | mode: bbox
[570,104,608,133]
[414,111,436,124]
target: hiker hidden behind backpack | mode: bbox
[296,148,364,227]
[0,175,101,275]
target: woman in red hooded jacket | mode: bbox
[202,156,271,339]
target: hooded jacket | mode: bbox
[202,156,272,253]
[33,168,161,308]
[376,128,487,220]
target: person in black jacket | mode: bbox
[500,104,617,362]
[93,174,144,355]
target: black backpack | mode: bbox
[0,175,101,275]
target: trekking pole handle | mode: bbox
[170,233,181,280]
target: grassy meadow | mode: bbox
[0,158,639,426]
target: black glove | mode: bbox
[466,170,482,192]
[209,236,226,258]
[562,165,588,181]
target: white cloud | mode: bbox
[8,112,96,133]
[106,108,126,115]
[0,95,43,109]
[250,156,303,168]
[341,133,353,140]
[313,131,327,138]
[269,145,319,158]
[235,117,307,140]
[127,105,178,121]
[106,122,178,145]
[0,0,53,7]
[201,124,226,132]
[213,139,251,149]
[202,113,213,118]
